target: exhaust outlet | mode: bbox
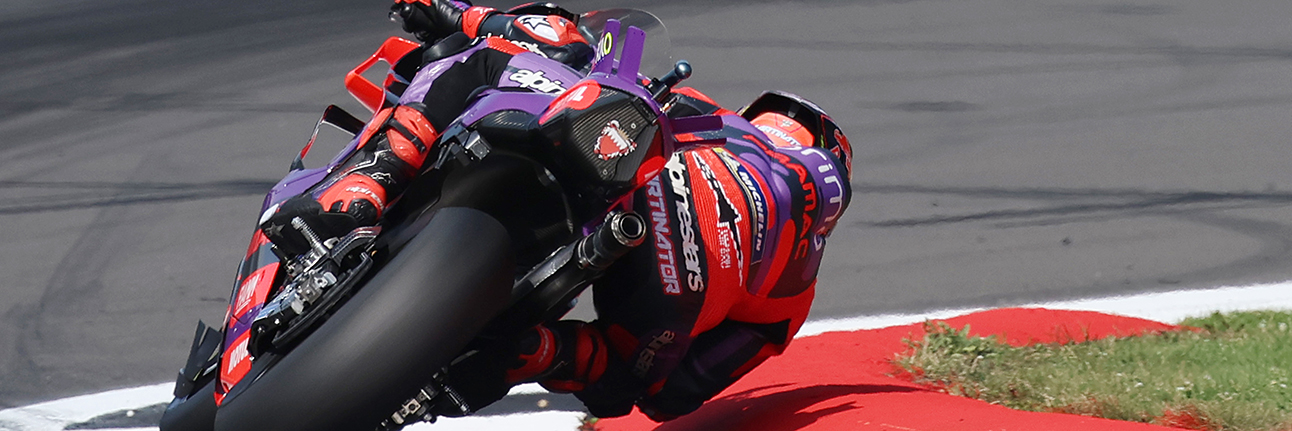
[578,211,646,270]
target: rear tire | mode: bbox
[213,207,514,431]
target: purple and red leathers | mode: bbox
[515,108,853,420]
[409,43,852,419]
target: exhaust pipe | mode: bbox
[578,211,646,270]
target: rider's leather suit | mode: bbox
[261,1,854,422]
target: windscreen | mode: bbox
[577,8,673,78]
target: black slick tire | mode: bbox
[213,207,513,431]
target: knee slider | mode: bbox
[539,321,609,393]
[504,325,559,384]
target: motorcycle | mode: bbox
[158,3,842,428]
[159,6,711,431]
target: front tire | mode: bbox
[214,207,514,431]
[159,378,217,431]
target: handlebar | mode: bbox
[649,60,693,102]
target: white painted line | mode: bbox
[508,382,547,396]
[798,281,1292,336]
[798,306,991,337]
[1026,281,1292,323]
[6,281,1292,430]
[400,411,586,431]
[0,383,172,431]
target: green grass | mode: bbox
[893,311,1292,431]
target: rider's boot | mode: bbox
[441,321,609,412]
[261,103,441,256]
[526,321,610,393]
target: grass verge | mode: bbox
[894,310,1292,431]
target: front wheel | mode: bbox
[213,207,514,431]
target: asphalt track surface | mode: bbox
[2,0,1291,411]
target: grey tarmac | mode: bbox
[2,0,1291,408]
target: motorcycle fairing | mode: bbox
[532,22,683,200]
[497,51,585,94]
[217,103,375,403]
[348,37,422,113]
[218,230,281,403]
[457,90,556,126]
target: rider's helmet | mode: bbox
[740,91,853,180]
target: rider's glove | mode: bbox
[390,0,469,42]
[259,195,361,257]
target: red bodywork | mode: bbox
[216,230,279,405]
[345,37,420,113]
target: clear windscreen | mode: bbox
[577,8,673,78]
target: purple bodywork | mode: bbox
[237,21,678,354]
[226,19,845,384]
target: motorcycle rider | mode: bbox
[259,0,854,422]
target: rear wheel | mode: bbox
[214,207,514,431]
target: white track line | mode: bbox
[798,281,1292,336]
[0,383,172,431]
[401,411,586,431]
[4,281,1291,431]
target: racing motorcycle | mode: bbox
[159,5,818,431]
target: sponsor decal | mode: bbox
[831,127,853,176]
[821,175,844,229]
[633,330,676,378]
[834,128,849,150]
[512,40,548,57]
[692,152,746,285]
[802,148,847,231]
[538,81,601,123]
[225,337,249,375]
[780,117,796,128]
[346,185,384,208]
[598,32,614,57]
[716,149,768,264]
[595,120,637,160]
[755,124,804,148]
[233,271,263,315]
[564,83,597,108]
[369,171,395,184]
[796,171,819,259]
[485,34,550,57]
[508,69,567,94]
[516,15,560,42]
[665,155,705,292]
[645,177,681,295]
[758,146,818,259]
